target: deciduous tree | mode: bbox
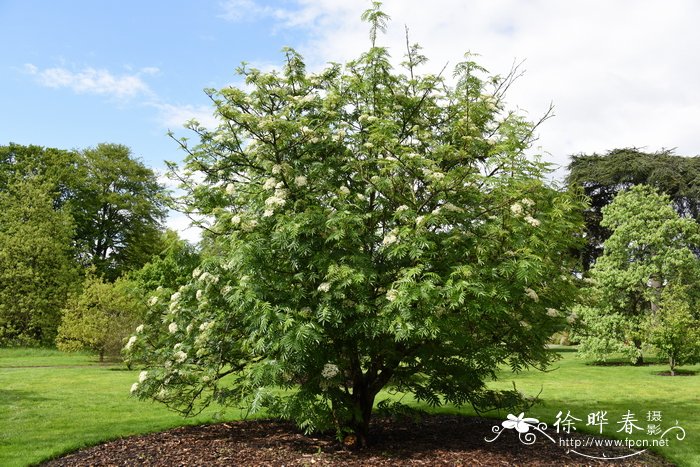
[574,185,700,364]
[127,5,584,445]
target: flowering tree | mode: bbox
[126,5,584,445]
[574,185,700,364]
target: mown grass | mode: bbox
[485,349,700,466]
[1,347,698,466]
[0,348,246,467]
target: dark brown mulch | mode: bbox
[42,415,674,466]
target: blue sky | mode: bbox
[3,1,700,240]
[1,1,304,169]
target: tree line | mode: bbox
[0,143,198,349]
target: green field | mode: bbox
[1,347,697,466]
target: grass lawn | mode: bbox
[0,348,246,467]
[486,348,700,466]
[1,347,698,466]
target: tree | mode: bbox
[0,177,78,345]
[57,274,146,361]
[127,5,584,445]
[129,230,201,293]
[574,185,700,364]
[644,285,700,375]
[0,142,168,280]
[0,143,80,209]
[566,148,700,269]
[70,143,167,280]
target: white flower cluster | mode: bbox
[524,215,540,227]
[196,289,203,301]
[295,175,307,187]
[317,282,331,293]
[386,289,398,302]
[225,183,235,195]
[510,198,539,227]
[338,186,350,195]
[524,287,539,302]
[125,335,137,350]
[174,350,187,363]
[168,322,178,334]
[199,272,219,284]
[263,177,277,190]
[135,324,144,333]
[546,308,559,317]
[321,363,339,379]
[147,296,158,307]
[382,231,398,246]
[139,371,148,383]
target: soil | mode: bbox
[42,415,674,466]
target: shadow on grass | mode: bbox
[0,389,49,404]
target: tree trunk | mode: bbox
[670,356,675,376]
[633,338,644,366]
[349,383,376,448]
[99,349,104,363]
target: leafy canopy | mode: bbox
[128,4,584,445]
[567,148,700,269]
[57,273,145,361]
[0,177,78,345]
[574,185,700,364]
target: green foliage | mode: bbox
[71,143,167,280]
[574,185,700,364]
[56,274,146,361]
[0,178,78,346]
[567,148,700,269]
[644,285,700,375]
[0,142,167,281]
[0,143,80,209]
[128,230,200,293]
[128,8,584,444]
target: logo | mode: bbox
[485,410,685,461]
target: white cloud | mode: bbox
[254,0,700,173]
[24,64,153,99]
[151,102,219,130]
[218,0,275,22]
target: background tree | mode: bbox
[0,143,80,208]
[127,5,584,446]
[566,148,700,269]
[0,142,168,281]
[129,230,200,293]
[573,185,700,364]
[70,143,167,280]
[644,285,700,375]
[0,177,78,345]
[57,273,146,361]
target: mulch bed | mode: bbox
[42,415,674,466]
